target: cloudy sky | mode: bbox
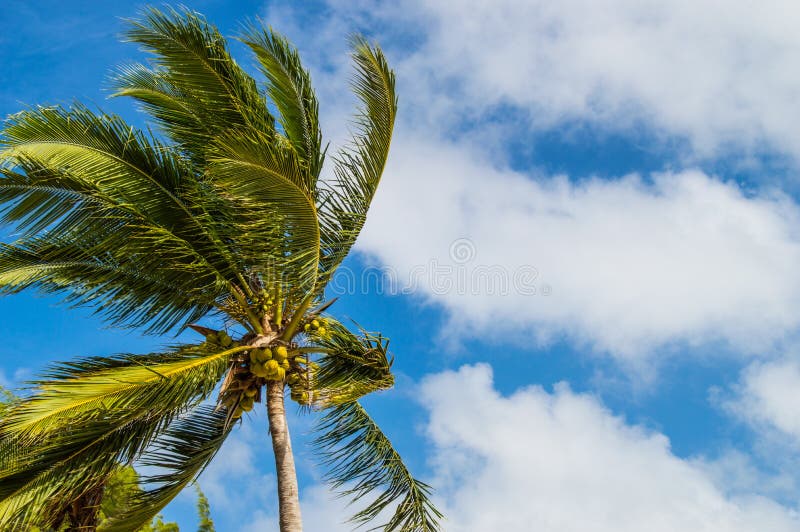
[3,0,800,530]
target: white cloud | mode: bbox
[242,484,351,532]
[265,0,800,362]
[727,357,800,444]
[306,0,800,161]
[420,364,800,531]
[355,135,800,359]
[234,365,800,530]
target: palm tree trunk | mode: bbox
[266,380,303,531]
[65,484,103,531]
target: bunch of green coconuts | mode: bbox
[205,318,331,419]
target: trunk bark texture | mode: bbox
[65,483,103,531]
[266,380,303,531]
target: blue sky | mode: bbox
[3,1,800,530]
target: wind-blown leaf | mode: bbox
[307,317,394,407]
[0,343,244,441]
[207,130,321,297]
[99,406,233,532]
[121,6,275,157]
[313,401,442,531]
[0,106,246,331]
[0,344,242,528]
[317,37,397,292]
[240,24,324,179]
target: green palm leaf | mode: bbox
[98,406,233,532]
[240,24,324,178]
[305,317,394,407]
[0,344,245,440]
[121,6,275,156]
[313,401,442,531]
[0,344,243,528]
[207,129,321,297]
[317,37,397,291]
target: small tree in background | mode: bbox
[195,485,214,532]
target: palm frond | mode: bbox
[207,130,321,297]
[98,406,232,532]
[0,343,244,441]
[110,63,207,155]
[0,106,248,330]
[0,415,167,529]
[0,344,242,528]
[240,23,324,179]
[313,401,442,531]
[0,236,219,333]
[317,37,397,291]
[307,317,394,407]
[1,104,188,224]
[121,6,275,156]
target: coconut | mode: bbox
[311,319,320,328]
[274,346,288,360]
[316,327,326,337]
[280,359,290,370]
[252,363,268,378]
[244,386,258,398]
[304,323,311,332]
[276,367,286,381]
[266,360,280,372]
[241,396,255,411]
[261,348,273,361]
[249,350,260,365]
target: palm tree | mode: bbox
[0,7,441,532]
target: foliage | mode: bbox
[195,484,215,532]
[101,467,180,531]
[0,6,440,531]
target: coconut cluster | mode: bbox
[249,346,290,381]
[206,321,327,420]
[258,295,276,316]
[287,356,317,405]
[303,318,329,338]
[233,385,258,417]
[204,330,239,349]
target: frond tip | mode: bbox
[313,402,442,531]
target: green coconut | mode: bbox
[252,362,268,378]
[240,396,255,412]
[274,346,288,362]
